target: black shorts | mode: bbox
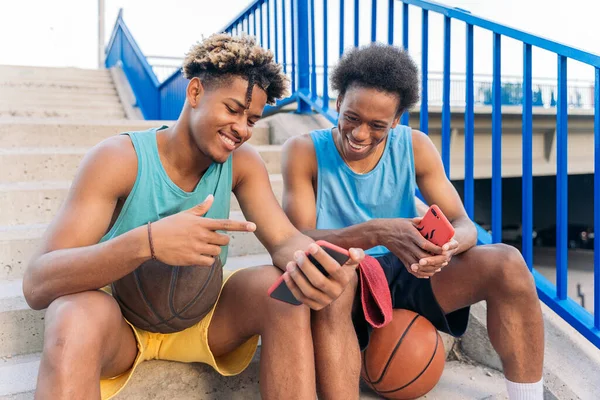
[353,252,471,350]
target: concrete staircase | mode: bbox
[0,65,513,399]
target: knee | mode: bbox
[313,271,359,323]
[488,244,536,299]
[43,291,121,363]
[252,266,312,332]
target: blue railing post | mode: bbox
[401,3,410,126]
[441,16,451,176]
[309,0,317,99]
[464,23,474,219]
[295,0,311,113]
[323,0,329,109]
[371,0,377,42]
[291,0,296,93]
[595,68,600,329]
[556,55,568,300]
[522,43,533,269]
[339,0,345,56]
[354,0,359,47]
[282,0,287,74]
[491,33,502,243]
[420,9,428,134]
[388,0,394,45]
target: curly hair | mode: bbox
[331,43,420,115]
[183,33,289,105]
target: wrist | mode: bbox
[127,225,153,263]
[366,219,387,248]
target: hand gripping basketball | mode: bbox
[149,194,256,267]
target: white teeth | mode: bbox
[347,137,367,150]
[220,134,235,147]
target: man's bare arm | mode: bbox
[412,130,477,254]
[233,143,363,309]
[233,143,314,269]
[23,136,151,310]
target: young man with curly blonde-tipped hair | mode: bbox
[25,34,364,400]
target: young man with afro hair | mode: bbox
[281,43,545,400]
[24,34,364,400]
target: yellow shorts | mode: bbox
[100,269,260,400]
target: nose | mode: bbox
[231,120,249,141]
[351,124,370,142]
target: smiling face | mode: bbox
[186,75,267,163]
[335,85,402,162]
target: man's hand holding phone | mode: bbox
[269,241,365,310]
[381,205,456,279]
[411,205,457,278]
[379,218,444,279]
[410,226,459,278]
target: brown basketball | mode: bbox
[361,309,445,400]
[111,257,223,333]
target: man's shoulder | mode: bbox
[284,133,316,152]
[90,134,137,169]
[79,135,138,195]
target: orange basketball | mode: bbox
[361,309,445,399]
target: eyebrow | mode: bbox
[227,98,261,119]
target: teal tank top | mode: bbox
[311,126,418,257]
[100,127,232,263]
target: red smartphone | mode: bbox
[267,240,351,306]
[416,205,455,247]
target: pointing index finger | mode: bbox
[204,218,256,232]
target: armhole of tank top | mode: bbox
[311,132,325,223]
[224,155,233,218]
[405,127,419,216]
[101,132,144,241]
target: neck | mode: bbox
[158,117,212,180]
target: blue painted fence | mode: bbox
[105,0,600,348]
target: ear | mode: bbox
[336,94,343,113]
[391,112,402,128]
[186,77,205,108]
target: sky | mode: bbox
[0,0,598,82]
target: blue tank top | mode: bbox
[100,127,232,263]
[311,126,417,257]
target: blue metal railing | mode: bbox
[397,0,600,348]
[105,9,160,119]
[105,0,600,348]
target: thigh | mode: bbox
[430,243,518,314]
[44,290,138,379]
[207,265,292,357]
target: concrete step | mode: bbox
[0,80,119,94]
[0,97,124,111]
[0,211,267,281]
[0,87,120,103]
[0,118,270,148]
[0,65,112,81]
[0,70,115,86]
[0,103,125,116]
[0,352,507,400]
[0,144,281,183]
[0,108,126,120]
[0,280,43,359]
[0,175,283,227]
[0,254,273,359]
[0,84,118,97]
